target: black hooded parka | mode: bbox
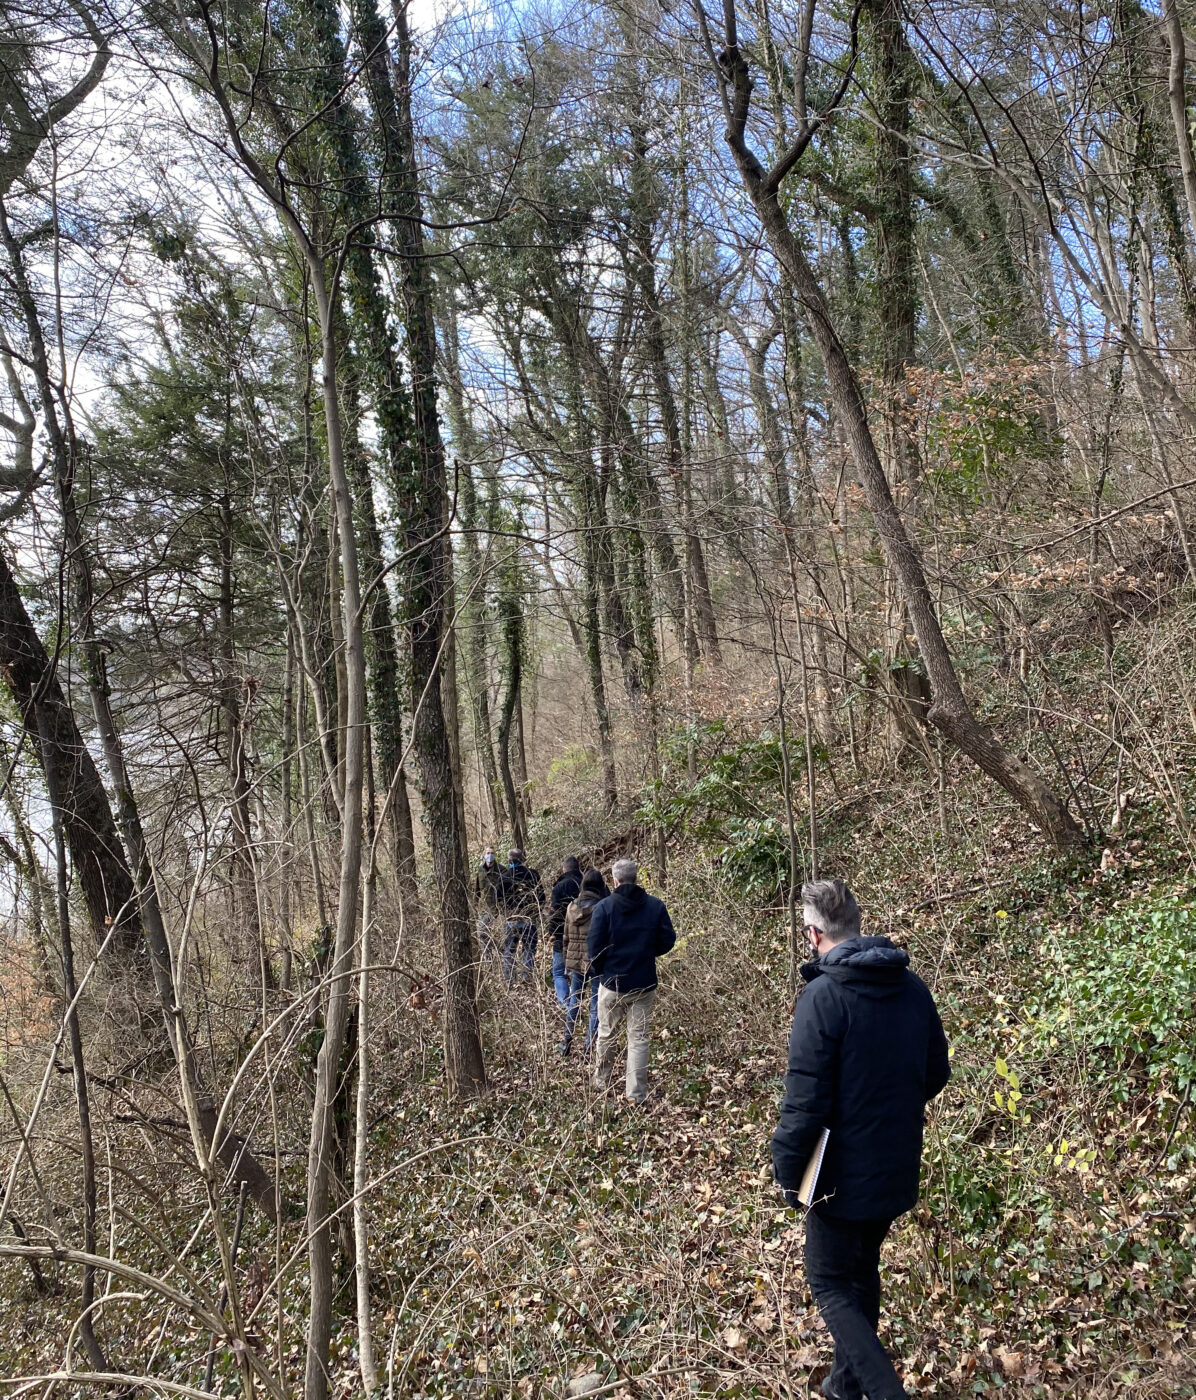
[771,935,950,1220]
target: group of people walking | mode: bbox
[474,846,676,1103]
[475,852,952,1399]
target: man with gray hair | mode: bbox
[586,859,676,1104]
[772,878,950,1400]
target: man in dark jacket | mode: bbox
[547,855,582,1006]
[587,858,676,1103]
[772,878,950,1400]
[500,849,543,985]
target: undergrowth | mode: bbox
[1,776,1194,1399]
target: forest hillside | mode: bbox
[0,0,1194,1395]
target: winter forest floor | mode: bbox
[1,771,1195,1399]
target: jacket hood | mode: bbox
[573,893,601,912]
[800,935,910,996]
[612,883,647,907]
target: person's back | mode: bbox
[773,936,947,1219]
[499,848,543,984]
[587,881,674,993]
[548,857,582,1006]
[502,857,542,921]
[563,888,602,976]
[772,878,948,1400]
[588,859,675,1102]
[559,867,609,1056]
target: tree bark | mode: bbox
[0,549,140,956]
[442,310,507,833]
[713,20,1085,849]
[496,565,528,848]
[385,0,486,1098]
[625,117,721,666]
[34,697,109,1372]
[866,0,920,486]
[1164,0,1196,244]
[341,350,421,904]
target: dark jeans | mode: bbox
[804,1211,907,1400]
[502,919,538,984]
[551,948,570,1005]
[562,971,599,1050]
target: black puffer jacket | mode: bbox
[771,936,950,1221]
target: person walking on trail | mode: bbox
[588,858,676,1104]
[547,855,582,1006]
[559,866,609,1057]
[474,845,503,964]
[771,878,950,1400]
[500,847,543,985]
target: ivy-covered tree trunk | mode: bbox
[867,0,920,488]
[495,560,528,848]
[303,0,422,894]
[372,0,486,1097]
[340,347,421,906]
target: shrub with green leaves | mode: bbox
[1027,896,1196,1095]
[637,721,815,901]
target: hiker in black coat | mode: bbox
[772,878,949,1400]
[587,858,676,1102]
[499,849,543,985]
[547,856,582,1006]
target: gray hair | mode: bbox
[801,878,860,943]
[611,858,638,886]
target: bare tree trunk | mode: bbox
[296,676,330,928]
[34,696,109,1372]
[1164,0,1196,243]
[219,489,267,978]
[0,548,140,958]
[354,857,378,1394]
[712,19,1085,849]
[443,320,507,833]
[301,265,368,1400]
[280,630,296,989]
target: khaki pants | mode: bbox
[593,984,657,1103]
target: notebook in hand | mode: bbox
[796,1128,831,1207]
